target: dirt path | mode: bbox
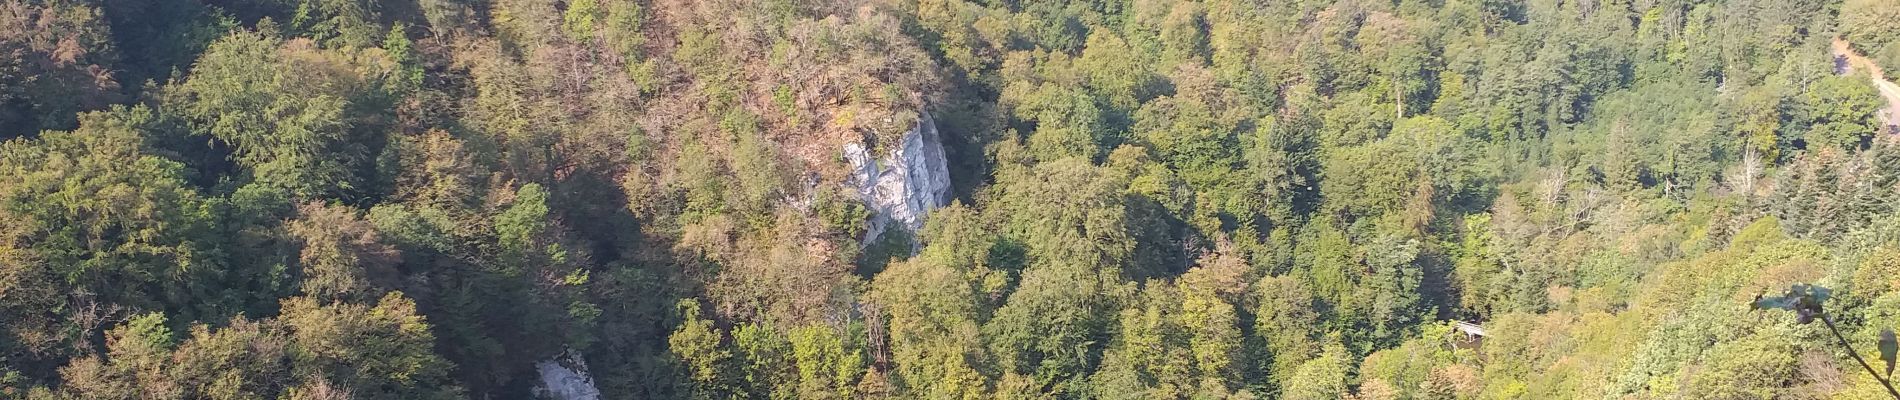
[1833,37,1900,130]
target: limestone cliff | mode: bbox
[534,351,601,400]
[843,112,952,245]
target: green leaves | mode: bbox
[169,27,398,199]
[563,0,600,40]
[1801,75,1885,150]
[1753,284,1900,398]
[63,293,461,399]
[0,106,235,367]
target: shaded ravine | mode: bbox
[1833,37,1900,131]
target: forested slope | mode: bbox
[4,0,1900,399]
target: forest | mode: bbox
[6,0,1900,398]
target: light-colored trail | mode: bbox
[1833,37,1900,130]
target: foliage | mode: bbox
[166,27,398,199]
[10,0,1900,398]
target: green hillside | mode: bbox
[4,0,1900,398]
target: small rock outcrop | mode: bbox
[843,112,953,245]
[534,351,601,400]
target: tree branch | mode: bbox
[1823,313,1900,399]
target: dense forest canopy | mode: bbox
[6,0,1900,398]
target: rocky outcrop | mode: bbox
[843,112,952,245]
[534,351,601,400]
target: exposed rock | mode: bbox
[533,350,601,400]
[843,112,952,245]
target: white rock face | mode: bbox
[534,351,601,400]
[843,112,953,245]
